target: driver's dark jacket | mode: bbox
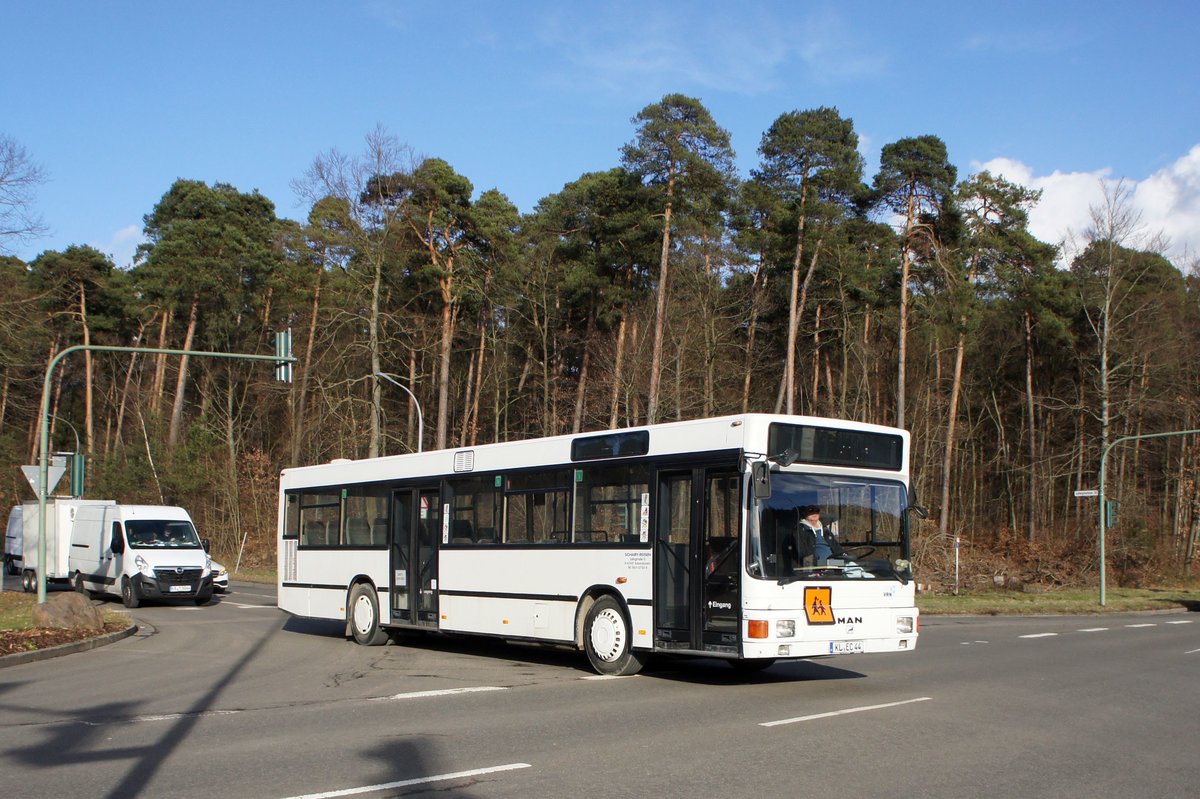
[784,523,846,568]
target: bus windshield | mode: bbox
[126,520,202,549]
[749,472,911,581]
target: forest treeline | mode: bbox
[2,95,1197,588]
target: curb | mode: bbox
[0,622,139,669]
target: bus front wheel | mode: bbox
[583,595,646,676]
[348,583,389,646]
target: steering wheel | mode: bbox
[843,545,876,558]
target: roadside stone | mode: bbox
[31,592,104,631]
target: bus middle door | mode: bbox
[390,488,440,628]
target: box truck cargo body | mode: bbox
[12,499,115,592]
[4,504,23,576]
[69,505,213,607]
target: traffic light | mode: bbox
[70,452,85,497]
[275,329,293,383]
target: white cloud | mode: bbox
[976,147,1200,267]
[536,5,884,97]
[96,224,143,269]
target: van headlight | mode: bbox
[134,555,153,576]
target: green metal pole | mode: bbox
[1097,428,1200,607]
[35,344,295,603]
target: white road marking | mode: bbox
[761,697,931,727]
[1165,620,1193,625]
[1126,623,1157,628]
[279,763,532,799]
[581,674,637,680]
[81,710,240,726]
[1078,627,1108,632]
[369,686,507,702]
[1019,633,1058,639]
[1186,649,1200,655]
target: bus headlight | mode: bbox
[776,619,795,638]
[896,616,915,634]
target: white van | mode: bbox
[13,499,116,592]
[69,505,215,608]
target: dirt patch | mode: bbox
[0,622,128,657]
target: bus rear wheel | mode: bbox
[583,595,646,676]
[348,583,389,646]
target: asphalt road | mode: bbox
[1,584,1197,798]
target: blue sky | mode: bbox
[4,1,1199,267]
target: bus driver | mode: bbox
[793,504,845,566]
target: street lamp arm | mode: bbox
[373,372,424,454]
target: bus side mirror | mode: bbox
[909,504,929,519]
[752,461,772,500]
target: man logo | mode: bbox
[804,586,835,625]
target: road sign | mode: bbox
[1073,489,1099,498]
[21,464,66,496]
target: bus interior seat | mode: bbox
[347,517,370,545]
[371,517,388,545]
[304,520,326,546]
[576,530,608,542]
[451,519,474,544]
[475,526,496,543]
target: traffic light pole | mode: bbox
[1097,428,1200,607]
[34,344,294,603]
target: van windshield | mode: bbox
[126,520,201,549]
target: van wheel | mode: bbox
[583,595,647,676]
[121,577,141,609]
[348,583,389,646]
[73,572,91,598]
[21,570,35,593]
[4,557,17,576]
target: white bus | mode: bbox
[277,414,921,675]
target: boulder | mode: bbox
[31,592,105,631]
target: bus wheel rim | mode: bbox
[353,594,375,634]
[590,608,626,662]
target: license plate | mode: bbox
[169,585,191,593]
[829,640,864,654]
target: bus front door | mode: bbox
[390,488,440,628]
[654,467,740,653]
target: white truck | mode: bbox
[9,499,115,592]
[4,504,23,577]
[69,505,215,607]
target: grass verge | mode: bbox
[918,586,1200,615]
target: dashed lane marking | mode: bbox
[1019,633,1059,639]
[368,686,507,702]
[761,697,932,727]
[278,763,533,799]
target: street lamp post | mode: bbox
[374,372,424,454]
